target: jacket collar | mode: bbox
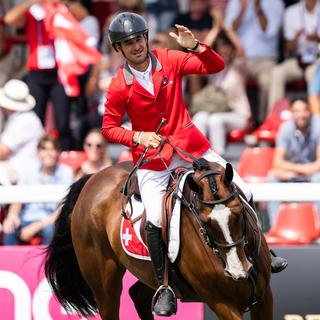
[123,52,162,85]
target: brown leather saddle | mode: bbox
[125,166,189,246]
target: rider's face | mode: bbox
[118,34,149,71]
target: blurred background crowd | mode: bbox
[1,0,320,246]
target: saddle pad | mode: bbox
[120,169,194,262]
[120,198,151,261]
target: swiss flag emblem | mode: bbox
[120,211,150,260]
[122,227,133,246]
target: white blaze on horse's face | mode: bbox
[209,204,249,280]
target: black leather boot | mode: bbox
[146,222,176,316]
[248,197,288,273]
[270,249,288,273]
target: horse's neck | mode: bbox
[243,202,262,256]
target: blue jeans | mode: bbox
[3,220,54,245]
[267,173,320,227]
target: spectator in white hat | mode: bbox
[0,79,44,185]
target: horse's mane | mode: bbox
[192,158,210,171]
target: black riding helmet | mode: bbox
[108,12,149,51]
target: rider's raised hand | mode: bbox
[169,24,204,53]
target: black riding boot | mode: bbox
[146,222,176,316]
[248,197,288,273]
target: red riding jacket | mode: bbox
[102,44,224,170]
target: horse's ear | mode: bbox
[187,174,199,193]
[225,163,233,184]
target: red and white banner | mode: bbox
[0,246,203,320]
[43,1,102,97]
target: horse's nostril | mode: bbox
[239,272,249,281]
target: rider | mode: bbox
[102,12,287,317]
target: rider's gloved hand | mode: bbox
[133,131,162,149]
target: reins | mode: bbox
[121,118,167,219]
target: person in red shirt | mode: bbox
[4,0,72,150]
[103,12,287,316]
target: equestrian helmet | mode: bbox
[108,12,148,49]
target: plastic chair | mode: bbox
[266,203,320,245]
[59,151,88,172]
[227,120,253,143]
[20,236,43,246]
[237,147,275,183]
[254,98,291,144]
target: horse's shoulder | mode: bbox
[92,161,133,180]
[85,161,134,196]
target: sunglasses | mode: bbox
[85,142,103,149]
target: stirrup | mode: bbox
[151,285,176,305]
[151,285,177,316]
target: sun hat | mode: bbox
[0,79,36,111]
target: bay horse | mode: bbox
[45,158,273,320]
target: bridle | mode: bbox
[187,168,260,309]
[189,169,247,252]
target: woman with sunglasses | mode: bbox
[75,128,112,179]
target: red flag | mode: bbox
[43,1,102,96]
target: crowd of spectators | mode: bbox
[1,0,320,244]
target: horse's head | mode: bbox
[187,158,252,281]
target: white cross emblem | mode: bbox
[122,227,132,246]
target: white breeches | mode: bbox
[136,149,252,227]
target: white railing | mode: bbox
[0,183,320,204]
[0,185,69,204]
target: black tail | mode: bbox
[44,174,97,316]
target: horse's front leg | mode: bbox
[250,284,273,320]
[208,302,244,320]
[129,280,154,320]
[207,302,243,320]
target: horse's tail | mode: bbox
[44,174,97,316]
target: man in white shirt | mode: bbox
[225,0,284,125]
[268,0,320,111]
[0,79,44,185]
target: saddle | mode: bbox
[123,167,202,302]
[125,166,188,245]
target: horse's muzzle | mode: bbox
[224,269,249,281]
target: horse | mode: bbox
[45,158,273,320]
